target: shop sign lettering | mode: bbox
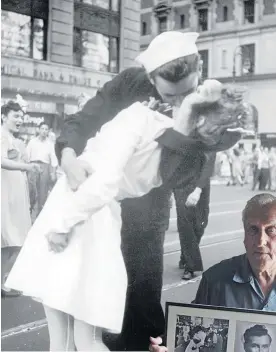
[23,115,44,126]
[1,60,106,88]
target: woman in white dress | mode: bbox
[1,101,39,246]
[6,81,251,351]
[1,101,40,293]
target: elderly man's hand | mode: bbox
[149,337,168,352]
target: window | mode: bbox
[1,0,48,60]
[244,0,255,23]
[73,29,119,73]
[223,6,228,21]
[221,49,227,69]
[198,8,208,31]
[199,50,209,79]
[241,43,255,75]
[180,14,185,29]
[159,17,167,33]
[141,21,147,36]
[76,0,119,11]
[74,0,120,72]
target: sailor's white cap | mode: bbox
[136,31,199,73]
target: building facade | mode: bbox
[141,0,276,146]
[1,0,141,137]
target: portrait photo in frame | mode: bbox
[165,303,276,352]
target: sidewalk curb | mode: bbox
[1,319,47,339]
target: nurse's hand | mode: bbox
[149,337,168,352]
[46,233,70,253]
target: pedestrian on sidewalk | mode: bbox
[6,77,248,351]
[258,147,270,191]
[269,147,276,191]
[175,153,215,280]
[230,148,244,186]
[26,122,58,219]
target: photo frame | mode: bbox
[165,302,276,352]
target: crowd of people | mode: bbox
[1,30,275,352]
[216,146,276,191]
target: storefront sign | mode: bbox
[23,115,45,126]
[27,101,56,114]
[1,56,112,89]
[264,134,276,138]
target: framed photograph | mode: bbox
[165,302,276,352]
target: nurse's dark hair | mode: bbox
[1,101,23,116]
[242,193,276,223]
[150,53,200,83]
[243,325,272,345]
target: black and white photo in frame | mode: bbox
[165,303,276,352]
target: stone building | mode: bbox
[141,0,276,146]
[1,0,140,137]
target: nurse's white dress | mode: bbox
[6,103,174,333]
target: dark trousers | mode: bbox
[174,183,210,272]
[103,228,166,351]
[28,162,51,216]
[252,166,261,190]
[103,188,171,351]
[122,228,165,350]
[259,168,270,190]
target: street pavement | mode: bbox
[1,185,271,351]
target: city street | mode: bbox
[1,185,271,351]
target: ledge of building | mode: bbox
[197,21,276,40]
[211,73,276,83]
[1,55,116,86]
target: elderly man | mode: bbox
[193,192,276,309]
[243,325,272,352]
[150,193,276,352]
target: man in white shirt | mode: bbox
[26,122,58,217]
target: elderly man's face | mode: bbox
[244,335,271,352]
[153,72,199,107]
[244,203,276,272]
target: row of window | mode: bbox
[198,44,255,80]
[141,0,256,36]
[1,0,120,73]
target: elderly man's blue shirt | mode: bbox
[193,254,276,311]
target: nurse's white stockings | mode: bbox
[43,305,109,351]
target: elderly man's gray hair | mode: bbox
[242,193,276,223]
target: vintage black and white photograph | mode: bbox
[1,0,276,351]
[174,315,229,352]
[234,321,276,352]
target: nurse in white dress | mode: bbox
[5,100,175,351]
[6,81,245,351]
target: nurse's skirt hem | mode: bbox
[10,290,123,334]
